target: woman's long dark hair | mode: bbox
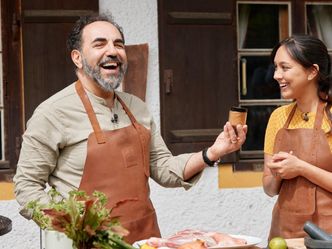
[271,34,332,129]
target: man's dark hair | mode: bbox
[67,13,125,51]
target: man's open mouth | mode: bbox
[100,62,120,70]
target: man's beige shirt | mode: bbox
[14,83,199,218]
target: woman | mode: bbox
[263,35,332,239]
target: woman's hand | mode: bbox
[267,151,304,179]
[207,122,248,161]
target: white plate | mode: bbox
[133,240,173,249]
[208,234,262,249]
[133,235,261,249]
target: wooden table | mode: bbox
[0,215,12,236]
[285,238,305,249]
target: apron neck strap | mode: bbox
[284,101,325,129]
[114,93,138,125]
[310,101,325,162]
[283,104,297,128]
[75,80,106,144]
[313,101,325,130]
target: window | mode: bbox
[0,0,98,179]
[0,0,24,178]
[0,4,6,168]
[235,2,291,170]
[306,3,332,50]
[0,54,4,162]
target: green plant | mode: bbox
[27,189,136,249]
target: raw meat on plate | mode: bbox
[145,229,247,248]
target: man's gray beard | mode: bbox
[82,57,127,92]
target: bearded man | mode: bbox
[14,13,247,243]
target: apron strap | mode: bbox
[283,104,297,128]
[313,101,325,130]
[115,94,139,127]
[75,81,106,144]
[283,102,325,163]
[115,94,150,176]
[310,101,325,162]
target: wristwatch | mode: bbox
[202,148,217,167]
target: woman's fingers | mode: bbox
[272,151,292,161]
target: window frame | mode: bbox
[0,0,24,180]
[305,1,332,52]
[235,1,292,170]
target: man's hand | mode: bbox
[207,122,248,161]
[183,122,247,180]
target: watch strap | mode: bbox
[202,148,216,166]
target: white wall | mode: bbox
[100,0,161,128]
[0,1,276,248]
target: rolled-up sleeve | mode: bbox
[149,120,202,190]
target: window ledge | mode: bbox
[233,158,264,172]
[0,160,10,169]
[0,165,14,182]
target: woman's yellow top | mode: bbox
[264,102,332,155]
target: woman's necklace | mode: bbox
[297,105,310,121]
[301,112,309,122]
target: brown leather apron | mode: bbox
[75,81,161,243]
[269,102,332,239]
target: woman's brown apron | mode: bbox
[75,81,161,243]
[269,102,332,239]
